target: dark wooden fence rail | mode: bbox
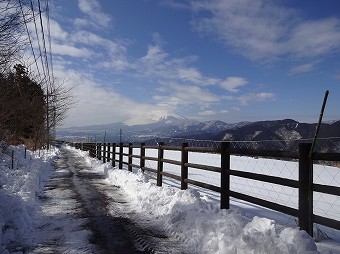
[72,141,340,237]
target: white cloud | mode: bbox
[185,0,340,61]
[136,37,223,88]
[154,83,220,108]
[237,92,275,105]
[141,44,168,65]
[47,19,68,41]
[26,13,97,60]
[53,69,159,127]
[72,30,106,46]
[169,83,220,103]
[137,41,198,81]
[98,59,130,71]
[74,18,90,28]
[178,67,204,83]
[190,0,293,60]
[288,18,340,58]
[52,43,92,58]
[199,110,216,116]
[220,76,247,92]
[78,0,111,28]
[71,30,129,70]
[290,62,316,74]
[66,85,158,127]
[178,67,219,86]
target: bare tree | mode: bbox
[43,79,76,147]
[49,81,75,127]
[0,0,26,73]
[0,1,76,148]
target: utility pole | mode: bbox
[310,90,329,158]
[46,86,50,150]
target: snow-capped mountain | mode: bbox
[56,116,340,152]
[123,110,188,126]
[56,112,244,142]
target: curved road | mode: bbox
[28,147,188,254]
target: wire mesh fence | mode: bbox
[142,137,340,153]
[74,137,340,239]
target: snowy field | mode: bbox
[1,144,340,253]
[124,146,340,222]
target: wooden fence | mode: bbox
[71,141,340,237]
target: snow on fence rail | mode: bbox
[70,141,340,237]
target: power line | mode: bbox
[45,0,54,84]
[18,0,42,79]
[30,0,48,84]
[37,0,52,87]
[37,0,52,149]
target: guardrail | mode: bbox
[71,141,340,237]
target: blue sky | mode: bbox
[34,0,340,127]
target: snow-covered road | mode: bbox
[28,148,188,254]
[2,145,338,253]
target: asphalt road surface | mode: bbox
[28,147,188,254]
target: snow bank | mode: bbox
[0,145,58,253]
[71,147,319,254]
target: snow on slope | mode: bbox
[275,127,302,140]
[0,145,58,253]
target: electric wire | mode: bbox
[18,0,42,79]
[37,0,52,87]
[30,0,48,84]
[45,0,54,84]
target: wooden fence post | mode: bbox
[140,143,145,172]
[220,141,230,209]
[112,143,116,167]
[98,143,102,160]
[157,142,164,186]
[299,143,313,236]
[102,143,106,163]
[128,143,133,171]
[181,142,189,190]
[95,143,98,159]
[119,143,123,169]
[11,150,14,169]
[106,143,111,162]
[91,143,96,158]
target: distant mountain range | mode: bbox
[56,115,340,152]
[56,114,249,143]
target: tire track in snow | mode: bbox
[27,148,188,254]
